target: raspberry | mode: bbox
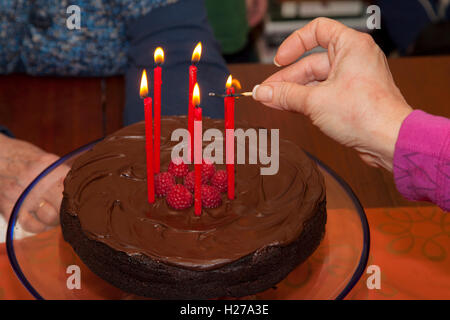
[154,172,175,197]
[166,184,193,210]
[202,158,216,182]
[201,185,222,209]
[183,171,195,193]
[211,170,227,193]
[184,170,209,193]
[168,158,189,178]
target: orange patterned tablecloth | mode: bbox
[1,206,449,300]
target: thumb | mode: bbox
[252,81,313,115]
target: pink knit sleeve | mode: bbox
[393,110,450,211]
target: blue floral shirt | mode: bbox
[0,0,228,123]
[0,0,178,76]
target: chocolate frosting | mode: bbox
[63,116,325,270]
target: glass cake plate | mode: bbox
[6,140,369,300]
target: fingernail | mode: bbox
[253,85,273,102]
[273,57,281,67]
[252,85,259,98]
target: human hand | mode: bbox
[246,0,268,27]
[0,134,69,232]
[252,18,413,171]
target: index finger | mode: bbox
[274,17,350,66]
[264,52,330,85]
[42,164,70,211]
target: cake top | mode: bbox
[63,116,325,270]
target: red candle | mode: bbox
[140,70,155,203]
[153,47,164,173]
[224,76,235,200]
[193,83,203,216]
[189,42,202,163]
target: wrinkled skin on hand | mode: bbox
[0,134,69,233]
[253,18,413,171]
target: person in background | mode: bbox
[205,0,268,63]
[0,0,229,231]
[253,18,449,212]
[374,0,450,55]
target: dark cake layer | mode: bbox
[61,116,326,271]
[61,198,326,299]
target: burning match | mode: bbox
[209,92,253,98]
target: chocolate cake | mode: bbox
[60,116,326,299]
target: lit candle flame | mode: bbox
[226,75,233,89]
[154,47,164,65]
[193,83,200,106]
[140,69,148,98]
[226,75,242,91]
[191,42,202,63]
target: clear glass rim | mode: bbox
[305,150,370,300]
[6,141,370,300]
